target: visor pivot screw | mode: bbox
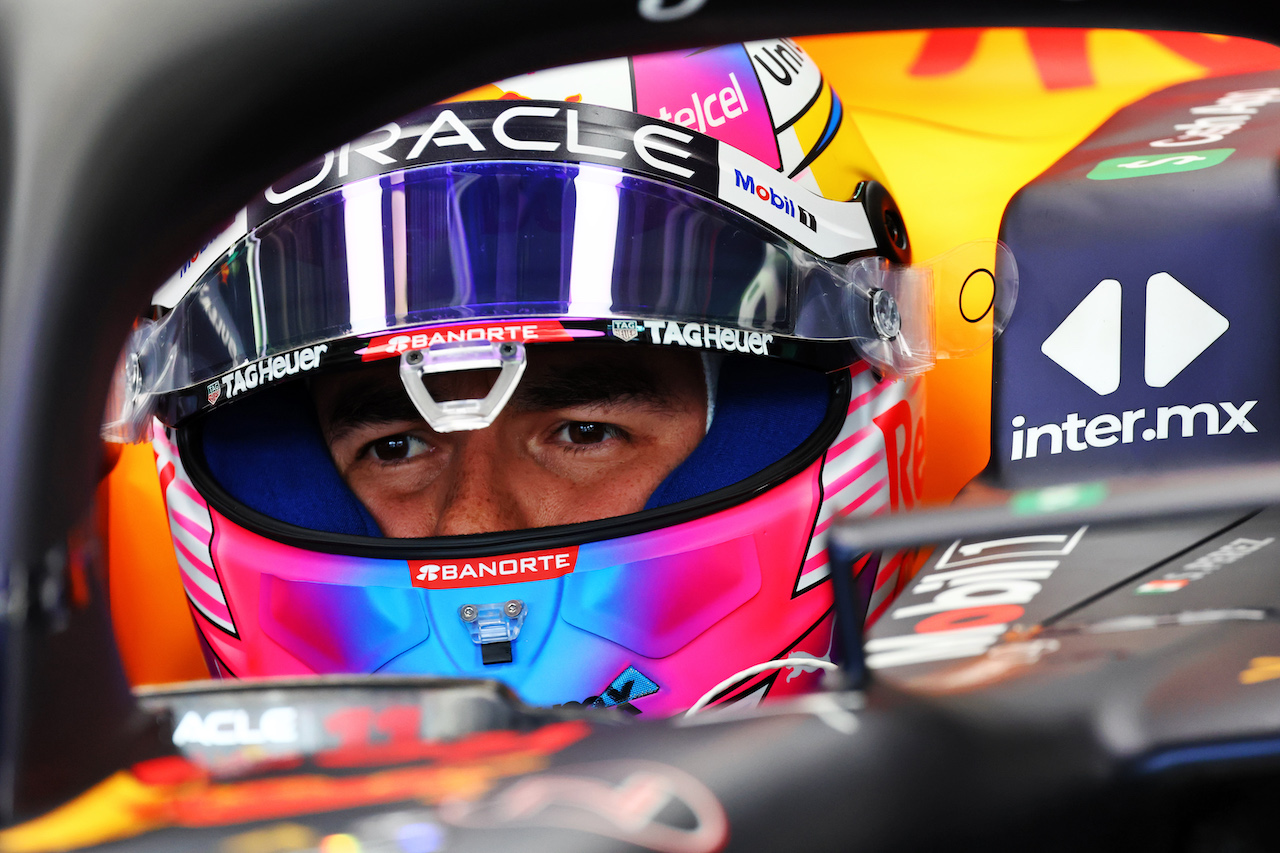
[459,604,479,623]
[871,289,901,341]
[504,599,524,618]
[405,349,424,366]
[498,342,517,359]
[126,352,143,396]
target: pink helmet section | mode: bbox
[153,424,237,637]
[798,361,925,623]
[152,370,921,713]
[632,45,780,168]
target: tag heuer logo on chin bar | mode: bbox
[609,320,642,342]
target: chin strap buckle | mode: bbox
[399,339,527,433]
[459,600,526,665]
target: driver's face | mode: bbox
[312,347,707,537]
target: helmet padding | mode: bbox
[199,355,832,535]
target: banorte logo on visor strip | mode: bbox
[361,320,573,361]
[411,546,579,589]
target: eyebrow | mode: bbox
[321,357,682,441]
[321,379,423,442]
[510,360,676,412]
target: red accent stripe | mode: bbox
[814,478,887,537]
[171,510,212,543]
[847,378,891,413]
[185,580,233,626]
[841,478,887,516]
[873,553,904,592]
[157,461,176,496]
[172,475,207,506]
[827,423,876,459]
[802,549,827,574]
[866,594,894,627]
[1026,28,1094,90]
[909,29,983,77]
[173,535,216,581]
[825,450,885,498]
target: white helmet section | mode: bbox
[717,146,876,259]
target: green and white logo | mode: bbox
[1087,148,1235,181]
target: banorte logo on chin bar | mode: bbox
[410,546,579,590]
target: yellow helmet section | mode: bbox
[794,77,889,202]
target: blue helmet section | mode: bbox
[202,382,383,536]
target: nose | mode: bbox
[431,433,529,536]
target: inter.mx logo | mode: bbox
[1041,272,1226,395]
[1010,271,1257,461]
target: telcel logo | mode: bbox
[655,71,749,134]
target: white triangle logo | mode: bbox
[1144,272,1229,387]
[1041,279,1122,395]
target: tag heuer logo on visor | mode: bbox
[206,380,222,405]
[609,320,642,342]
[411,546,579,589]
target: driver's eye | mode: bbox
[563,423,614,445]
[370,434,428,461]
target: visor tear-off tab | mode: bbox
[399,340,527,433]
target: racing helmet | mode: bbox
[108,40,1014,715]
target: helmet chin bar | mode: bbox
[398,340,528,433]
